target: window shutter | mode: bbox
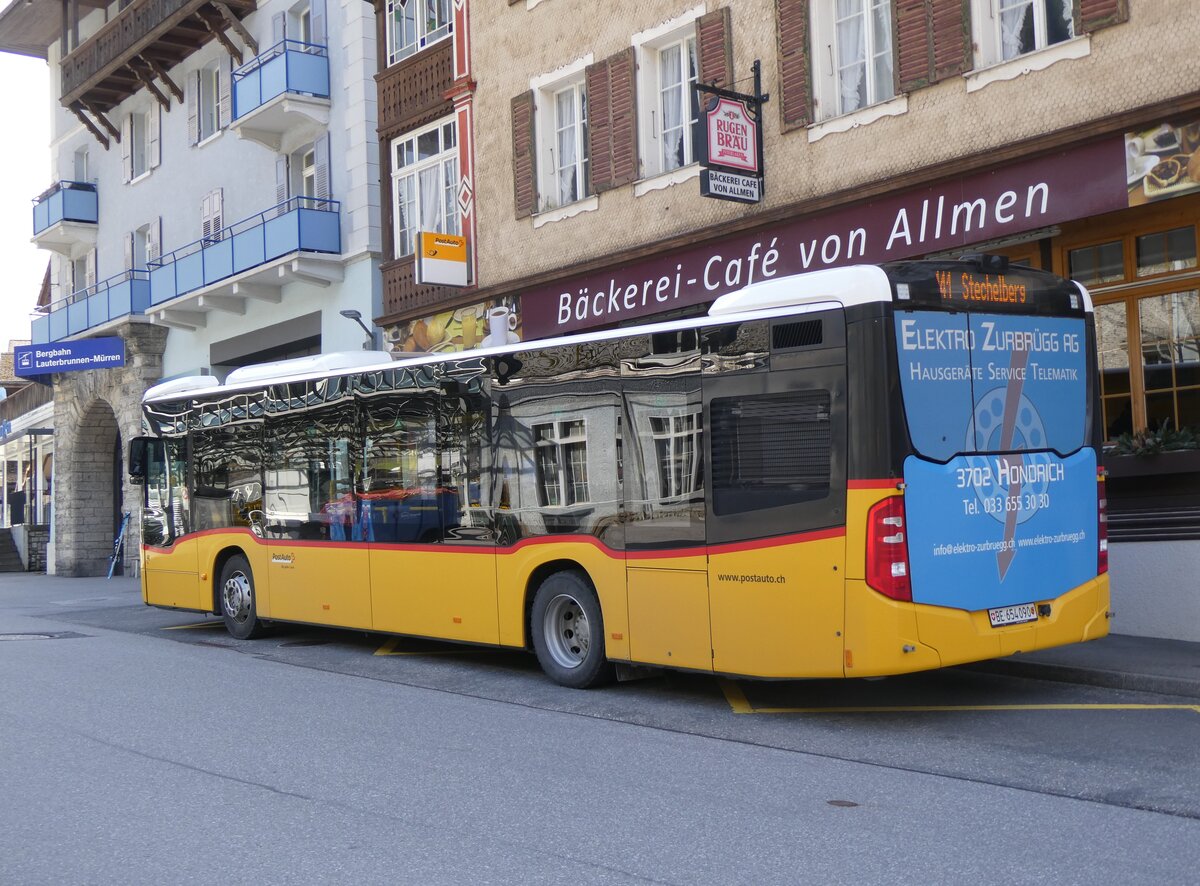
[775,0,812,131]
[149,105,161,169]
[897,0,970,93]
[273,12,286,45]
[219,60,231,129]
[201,192,212,240]
[696,7,733,89]
[607,48,638,188]
[150,217,161,262]
[276,154,290,216]
[1080,0,1128,32]
[187,71,199,145]
[312,0,327,47]
[85,248,96,288]
[511,90,536,219]
[212,189,224,240]
[121,114,132,182]
[585,59,613,193]
[315,134,330,201]
[124,232,134,270]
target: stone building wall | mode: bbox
[52,323,167,577]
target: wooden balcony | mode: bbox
[60,0,256,114]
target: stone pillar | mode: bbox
[53,324,168,576]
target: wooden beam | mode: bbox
[69,104,110,151]
[141,55,185,104]
[214,2,258,56]
[197,11,243,66]
[127,61,171,109]
[81,101,121,141]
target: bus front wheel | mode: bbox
[531,571,614,689]
[220,554,267,640]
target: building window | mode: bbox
[390,118,459,259]
[130,109,150,179]
[1064,220,1200,439]
[811,0,894,121]
[294,145,317,198]
[73,147,88,183]
[198,61,220,141]
[535,76,590,210]
[386,0,453,66]
[637,32,698,177]
[973,0,1075,68]
[534,420,589,507]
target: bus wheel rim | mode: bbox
[223,572,251,624]
[543,593,589,670]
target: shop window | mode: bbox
[810,0,895,122]
[1139,291,1200,431]
[1095,302,1133,439]
[1136,227,1197,278]
[1068,241,1123,287]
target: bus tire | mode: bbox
[531,571,614,689]
[220,554,267,640]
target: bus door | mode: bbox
[365,390,498,644]
[702,313,848,678]
[263,400,372,629]
[621,335,711,672]
[141,437,201,609]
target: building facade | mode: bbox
[373,0,1200,641]
[1,0,382,575]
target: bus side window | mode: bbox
[144,438,188,547]
[265,404,359,542]
[192,424,263,533]
[438,396,490,543]
[363,396,440,544]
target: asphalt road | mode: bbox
[2,572,1198,885]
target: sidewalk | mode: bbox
[965,633,1200,700]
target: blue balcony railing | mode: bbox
[232,39,330,120]
[31,269,150,344]
[148,196,341,305]
[32,181,98,235]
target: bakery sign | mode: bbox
[694,62,768,204]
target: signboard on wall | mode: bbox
[415,232,470,287]
[13,337,126,377]
[693,70,766,206]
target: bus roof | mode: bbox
[141,261,1089,406]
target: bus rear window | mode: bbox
[894,311,1088,460]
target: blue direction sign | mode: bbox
[14,337,126,377]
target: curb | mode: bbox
[964,659,1200,701]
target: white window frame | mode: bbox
[390,116,460,259]
[198,60,221,143]
[130,109,150,180]
[633,5,704,182]
[533,419,590,508]
[810,0,895,123]
[971,0,1077,69]
[532,56,593,213]
[649,412,703,501]
[385,0,454,67]
[291,143,317,198]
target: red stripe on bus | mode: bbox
[847,479,900,490]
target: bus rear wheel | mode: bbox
[531,571,613,689]
[220,554,266,640]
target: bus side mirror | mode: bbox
[128,437,160,486]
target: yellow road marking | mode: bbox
[718,680,1200,715]
[373,637,496,657]
[162,621,225,631]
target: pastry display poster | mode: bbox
[1126,118,1200,206]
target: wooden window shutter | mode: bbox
[585,59,614,193]
[121,114,132,182]
[149,105,161,169]
[775,0,812,131]
[312,0,327,47]
[212,188,224,240]
[219,60,232,129]
[85,248,96,288]
[124,232,134,271]
[150,217,161,262]
[315,134,330,201]
[273,12,286,44]
[897,0,970,93]
[201,192,213,240]
[187,72,199,145]
[1080,0,1129,32]
[608,47,638,188]
[511,90,537,218]
[276,154,290,216]
[696,7,733,89]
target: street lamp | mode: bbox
[339,309,378,350]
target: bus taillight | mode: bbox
[866,496,912,602]
[1098,477,1109,575]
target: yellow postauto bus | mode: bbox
[129,259,1110,687]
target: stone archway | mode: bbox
[53,325,167,576]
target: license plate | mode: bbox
[988,603,1037,628]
